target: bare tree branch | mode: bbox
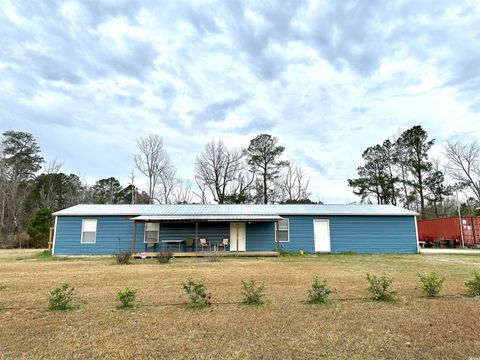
[194,140,249,203]
[444,141,480,202]
[134,134,170,203]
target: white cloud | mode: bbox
[0,0,479,203]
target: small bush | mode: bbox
[38,250,52,259]
[465,270,480,297]
[241,279,267,306]
[205,252,222,262]
[307,277,335,305]
[48,283,75,311]
[366,273,397,301]
[114,251,132,265]
[417,272,445,298]
[273,248,295,256]
[157,251,173,264]
[117,288,137,308]
[182,279,211,308]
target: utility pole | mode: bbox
[456,189,465,248]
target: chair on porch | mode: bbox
[199,238,208,252]
[217,238,229,252]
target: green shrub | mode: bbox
[27,207,53,248]
[117,288,137,308]
[241,279,267,306]
[366,273,397,301]
[114,251,132,265]
[36,250,52,260]
[48,283,75,311]
[307,277,335,305]
[274,248,297,257]
[182,279,211,308]
[157,251,173,264]
[417,272,445,298]
[465,270,480,297]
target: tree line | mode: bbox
[0,131,311,248]
[348,125,480,219]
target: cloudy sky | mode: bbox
[1,0,479,203]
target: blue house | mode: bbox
[52,204,419,255]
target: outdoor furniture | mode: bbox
[162,239,185,251]
[199,238,208,251]
[218,238,229,251]
[147,240,157,248]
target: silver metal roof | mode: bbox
[53,204,418,216]
[132,215,284,222]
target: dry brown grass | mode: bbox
[1,251,480,359]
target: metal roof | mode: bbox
[53,204,418,216]
[132,215,284,222]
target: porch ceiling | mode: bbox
[130,215,283,222]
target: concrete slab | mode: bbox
[420,248,480,254]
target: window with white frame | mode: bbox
[81,219,97,244]
[144,222,160,243]
[275,218,289,242]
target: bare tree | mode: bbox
[444,141,480,202]
[194,140,249,203]
[157,162,177,204]
[279,163,311,202]
[173,179,194,204]
[44,159,63,174]
[134,134,170,203]
[37,159,64,209]
[193,176,208,204]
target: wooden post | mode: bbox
[276,221,280,253]
[195,222,199,253]
[48,227,54,251]
[132,221,137,254]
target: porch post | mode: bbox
[276,220,280,253]
[132,220,137,254]
[195,222,199,252]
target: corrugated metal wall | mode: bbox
[54,217,231,255]
[417,216,480,245]
[281,215,417,253]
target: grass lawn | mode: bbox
[1,251,480,359]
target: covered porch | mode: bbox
[130,214,283,255]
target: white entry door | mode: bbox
[314,219,331,252]
[230,222,246,251]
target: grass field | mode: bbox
[1,250,480,359]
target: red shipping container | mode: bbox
[417,216,480,246]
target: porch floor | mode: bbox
[133,251,279,258]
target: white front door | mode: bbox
[230,222,246,251]
[314,219,331,252]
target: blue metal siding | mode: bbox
[246,222,276,251]
[54,217,231,254]
[279,215,418,253]
[54,215,418,255]
[54,216,140,255]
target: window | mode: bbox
[81,219,97,244]
[275,218,289,242]
[144,222,160,243]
